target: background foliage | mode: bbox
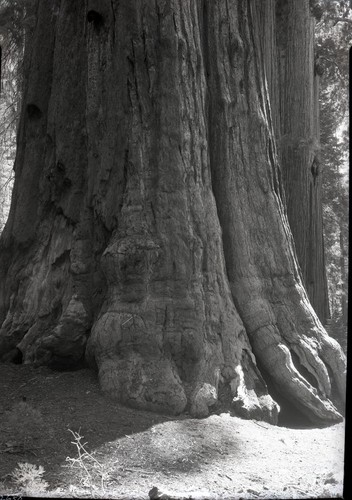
[313,0,350,351]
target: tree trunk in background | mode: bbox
[275,0,330,323]
[0,0,346,424]
[339,229,347,325]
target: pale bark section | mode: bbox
[255,0,281,145]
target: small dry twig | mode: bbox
[64,429,111,492]
[253,421,268,429]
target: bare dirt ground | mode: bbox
[0,363,346,499]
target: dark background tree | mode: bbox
[314,0,350,353]
[0,0,346,425]
[271,0,330,324]
[0,0,35,229]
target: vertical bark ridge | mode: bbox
[204,0,345,423]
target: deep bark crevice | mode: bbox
[87,10,104,27]
[26,103,42,120]
[290,348,320,392]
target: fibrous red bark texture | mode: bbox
[0,0,345,424]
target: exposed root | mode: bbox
[253,333,343,424]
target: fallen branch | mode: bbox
[253,421,268,429]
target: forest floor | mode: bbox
[0,363,345,500]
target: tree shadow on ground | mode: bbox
[0,363,244,496]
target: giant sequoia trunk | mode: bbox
[275,0,330,323]
[0,0,346,424]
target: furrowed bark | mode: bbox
[0,0,345,424]
[203,0,345,422]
